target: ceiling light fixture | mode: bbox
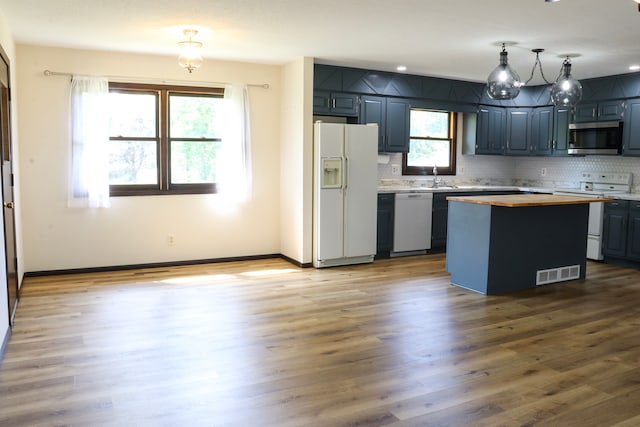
[485,45,583,108]
[550,56,583,107]
[630,65,640,71]
[178,29,203,73]
[486,43,521,100]
[520,48,551,86]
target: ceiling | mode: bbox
[1,0,640,85]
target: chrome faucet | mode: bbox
[431,165,440,188]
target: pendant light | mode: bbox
[550,57,583,107]
[486,43,521,100]
[520,49,551,86]
[178,29,203,73]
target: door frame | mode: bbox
[0,44,19,325]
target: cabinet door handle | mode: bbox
[332,99,336,109]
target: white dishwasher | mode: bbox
[392,192,433,256]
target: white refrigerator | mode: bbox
[313,122,378,268]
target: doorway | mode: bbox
[0,48,18,324]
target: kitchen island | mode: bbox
[445,194,610,295]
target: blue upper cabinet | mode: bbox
[553,107,571,156]
[314,65,343,91]
[313,91,359,117]
[476,106,505,154]
[530,106,554,155]
[385,98,410,153]
[504,107,553,156]
[505,109,531,155]
[314,63,640,157]
[573,100,624,123]
[359,95,387,151]
[314,64,485,109]
[573,103,598,122]
[359,95,410,152]
[581,74,632,100]
[598,100,625,121]
[622,98,640,156]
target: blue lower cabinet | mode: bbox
[602,200,638,260]
[376,193,395,258]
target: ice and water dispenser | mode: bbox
[321,158,342,188]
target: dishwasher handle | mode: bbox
[395,193,433,199]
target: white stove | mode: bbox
[554,172,632,196]
[554,172,632,260]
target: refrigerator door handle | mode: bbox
[343,157,348,190]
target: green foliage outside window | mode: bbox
[107,84,224,194]
[169,95,224,184]
[404,109,457,175]
[407,110,451,167]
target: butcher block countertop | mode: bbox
[446,193,613,207]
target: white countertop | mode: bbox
[377,185,552,194]
[611,193,640,201]
[377,184,640,200]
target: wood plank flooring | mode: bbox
[2,254,640,426]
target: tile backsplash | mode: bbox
[379,152,640,192]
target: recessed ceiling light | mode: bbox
[630,65,640,71]
[396,65,407,72]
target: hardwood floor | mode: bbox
[2,254,640,426]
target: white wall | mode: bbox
[17,45,284,272]
[279,57,314,264]
[379,149,640,189]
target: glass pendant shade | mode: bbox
[486,46,521,100]
[550,58,582,107]
[178,48,203,73]
[178,30,203,73]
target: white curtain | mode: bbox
[217,84,252,202]
[68,75,110,208]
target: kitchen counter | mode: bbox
[446,194,591,295]
[377,185,525,194]
[446,193,612,207]
[377,184,557,194]
[610,193,640,201]
[377,184,640,200]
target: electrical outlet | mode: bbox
[459,166,465,175]
[391,164,401,176]
[167,236,175,246]
[541,167,547,177]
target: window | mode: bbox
[108,82,224,196]
[403,109,457,176]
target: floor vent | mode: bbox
[536,265,581,286]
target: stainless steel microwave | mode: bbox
[568,121,623,155]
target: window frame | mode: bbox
[108,82,224,197]
[402,109,457,176]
